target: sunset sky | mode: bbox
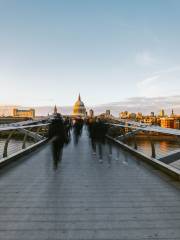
[0,0,180,107]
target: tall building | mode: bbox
[150,112,155,117]
[170,109,175,117]
[128,112,136,119]
[160,118,175,129]
[54,105,58,115]
[174,119,180,129]
[159,109,165,117]
[106,110,111,117]
[13,108,35,118]
[120,111,128,119]
[160,116,180,129]
[72,94,86,117]
[136,112,143,119]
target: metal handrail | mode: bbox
[0,123,49,132]
[0,123,49,160]
[106,122,180,162]
[106,122,180,136]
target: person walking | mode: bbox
[48,114,67,169]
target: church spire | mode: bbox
[78,93,81,101]
[54,105,57,115]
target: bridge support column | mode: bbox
[151,141,156,158]
[22,127,32,149]
[36,126,42,135]
[133,135,138,150]
[147,133,156,158]
[3,130,15,158]
[121,128,126,143]
[176,136,180,145]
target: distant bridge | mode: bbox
[110,118,180,136]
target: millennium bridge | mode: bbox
[0,119,180,240]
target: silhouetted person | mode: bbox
[87,118,108,161]
[64,117,72,138]
[73,118,84,145]
[107,138,112,166]
[48,114,66,169]
[116,146,120,161]
[87,118,96,154]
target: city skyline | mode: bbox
[1,94,180,117]
[0,0,180,106]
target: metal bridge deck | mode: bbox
[0,129,180,240]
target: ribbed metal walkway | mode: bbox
[0,129,180,240]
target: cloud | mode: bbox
[92,95,180,116]
[137,75,160,88]
[137,75,162,97]
[135,51,157,66]
[154,65,180,75]
[137,65,180,97]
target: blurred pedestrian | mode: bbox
[48,114,66,169]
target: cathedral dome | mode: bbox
[72,94,86,117]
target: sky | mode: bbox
[0,0,180,107]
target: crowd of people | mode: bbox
[48,114,109,168]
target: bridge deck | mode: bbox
[0,129,180,240]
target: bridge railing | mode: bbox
[0,123,49,160]
[106,123,156,157]
[106,123,180,171]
